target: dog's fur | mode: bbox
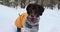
[23,4,44,32]
[26,4,44,17]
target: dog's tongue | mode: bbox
[31,17,36,23]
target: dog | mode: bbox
[23,3,44,32]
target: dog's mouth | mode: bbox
[28,15,37,23]
[30,17,36,23]
[27,15,39,23]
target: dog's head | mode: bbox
[26,4,44,17]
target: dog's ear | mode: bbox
[26,4,32,15]
[37,5,44,16]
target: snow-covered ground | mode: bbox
[0,4,60,32]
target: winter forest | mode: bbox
[0,0,60,32]
[0,0,60,9]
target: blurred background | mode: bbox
[0,0,60,9]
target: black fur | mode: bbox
[26,4,44,17]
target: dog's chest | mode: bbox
[25,16,40,28]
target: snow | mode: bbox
[0,4,60,32]
[39,6,60,32]
[0,4,18,32]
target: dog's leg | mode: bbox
[17,27,21,32]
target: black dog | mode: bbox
[23,4,44,32]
